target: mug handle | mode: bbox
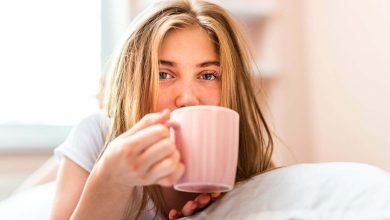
[165,120,180,145]
[165,120,180,130]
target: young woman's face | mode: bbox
[157,25,221,111]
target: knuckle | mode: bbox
[130,138,141,150]
[163,158,175,168]
[163,139,175,153]
[125,137,141,153]
[155,159,174,176]
[140,174,152,184]
[140,115,153,125]
[116,140,132,157]
[174,149,180,158]
[172,150,180,163]
[129,163,139,173]
[168,139,176,150]
[155,124,169,138]
[141,113,159,125]
[115,138,138,157]
[159,177,174,187]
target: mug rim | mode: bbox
[171,105,239,117]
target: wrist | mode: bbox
[71,161,134,220]
[91,158,133,194]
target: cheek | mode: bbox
[156,95,171,112]
[199,86,221,105]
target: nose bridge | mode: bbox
[175,73,199,107]
[181,76,195,93]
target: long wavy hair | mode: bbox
[97,0,274,219]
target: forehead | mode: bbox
[158,25,219,62]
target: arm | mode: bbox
[50,154,135,220]
[51,109,184,219]
[51,157,134,220]
[70,160,136,220]
[50,158,88,220]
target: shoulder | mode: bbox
[54,111,112,172]
[79,111,110,129]
[70,110,112,150]
[73,111,111,137]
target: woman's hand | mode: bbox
[168,192,221,220]
[94,109,184,189]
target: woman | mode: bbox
[51,0,274,219]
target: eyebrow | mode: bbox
[159,59,220,68]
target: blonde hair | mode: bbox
[97,0,273,219]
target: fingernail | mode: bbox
[211,192,221,197]
[210,192,221,201]
[169,209,178,220]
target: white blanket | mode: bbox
[0,162,389,220]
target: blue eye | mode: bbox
[200,72,219,80]
[159,72,172,80]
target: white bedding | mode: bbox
[0,181,56,219]
[0,162,389,220]
[186,162,390,220]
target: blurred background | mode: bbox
[0,0,389,200]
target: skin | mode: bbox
[50,25,222,220]
[157,25,221,110]
[157,25,222,219]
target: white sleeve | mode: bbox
[54,112,110,173]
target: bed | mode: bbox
[0,162,389,219]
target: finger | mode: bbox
[122,109,170,137]
[211,192,221,201]
[195,194,211,209]
[169,209,182,220]
[135,138,177,175]
[123,124,170,158]
[157,162,184,187]
[181,200,198,216]
[145,154,182,184]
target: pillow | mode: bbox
[0,182,55,220]
[185,162,390,220]
[1,163,389,220]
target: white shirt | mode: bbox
[54,111,109,172]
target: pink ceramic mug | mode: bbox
[169,106,239,193]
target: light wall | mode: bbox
[302,0,390,170]
[267,0,390,170]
